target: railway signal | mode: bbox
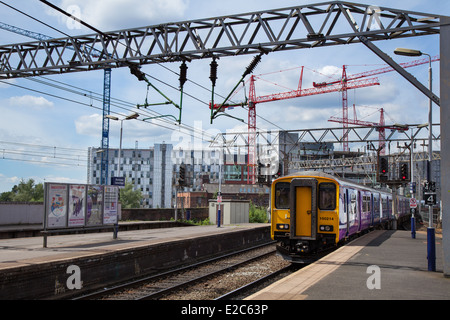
[399,162,409,181]
[380,156,389,174]
[179,164,186,186]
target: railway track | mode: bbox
[74,242,292,300]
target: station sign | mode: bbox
[423,181,437,206]
[424,193,437,206]
[111,176,125,186]
[409,198,417,209]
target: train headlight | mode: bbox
[276,224,289,230]
[319,225,333,232]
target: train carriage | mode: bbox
[271,171,407,263]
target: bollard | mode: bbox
[217,207,221,228]
[427,227,436,271]
[411,216,416,239]
[113,223,119,239]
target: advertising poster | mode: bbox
[46,184,68,228]
[86,185,103,226]
[103,186,118,224]
[68,185,86,227]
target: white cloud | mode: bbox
[54,0,190,31]
[8,95,54,110]
[0,174,20,185]
[75,113,102,137]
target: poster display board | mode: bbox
[44,182,119,229]
[86,185,103,226]
[46,184,68,228]
[104,186,119,224]
[68,185,86,227]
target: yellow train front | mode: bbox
[271,171,340,263]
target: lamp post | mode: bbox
[209,138,234,228]
[394,47,436,271]
[106,112,139,179]
[105,112,139,239]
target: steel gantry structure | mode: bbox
[1,1,449,274]
[0,1,442,87]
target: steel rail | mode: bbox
[72,241,275,300]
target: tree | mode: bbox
[0,191,14,202]
[0,179,44,202]
[119,180,142,209]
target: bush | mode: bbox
[249,202,268,223]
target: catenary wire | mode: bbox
[1,1,288,144]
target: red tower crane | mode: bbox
[324,55,439,153]
[328,106,408,155]
[212,67,380,183]
[211,55,439,183]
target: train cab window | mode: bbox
[275,182,290,209]
[319,183,336,210]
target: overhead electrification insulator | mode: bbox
[209,58,218,86]
[243,54,262,77]
[129,64,146,81]
[179,62,188,88]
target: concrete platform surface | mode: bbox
[0,223,269,270]
[246,230,450,300]
[0,223,271,299]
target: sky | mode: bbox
[0,0,448,193]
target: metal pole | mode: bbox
[411,128,416,239]
[113,119,124,240]
[118,120,123,178]
[440,16,450,277]
[217,153,222,228]
[426,54,436,271]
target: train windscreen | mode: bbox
[275,182,290,209]
[318,183,336,210]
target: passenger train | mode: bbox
[270,171,411,263]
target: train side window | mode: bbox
[319,183,336,210]
[275,182,290,209]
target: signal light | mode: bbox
[379,156,388,174]
[273,163,283,179]
[399,162,409,181]
[178,164,186,186]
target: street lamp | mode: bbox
[394,47,436,271]
[106,113,140,179]
[208,138,235,228]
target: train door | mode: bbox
[370,194,374,227]
[339,188,350,240]
[289,178,317,240]
[348,189,359,235]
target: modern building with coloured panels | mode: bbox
[87,143,173,208]
[87,143,223,208]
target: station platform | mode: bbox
[246,229,450,300]
[0,223,270,299]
